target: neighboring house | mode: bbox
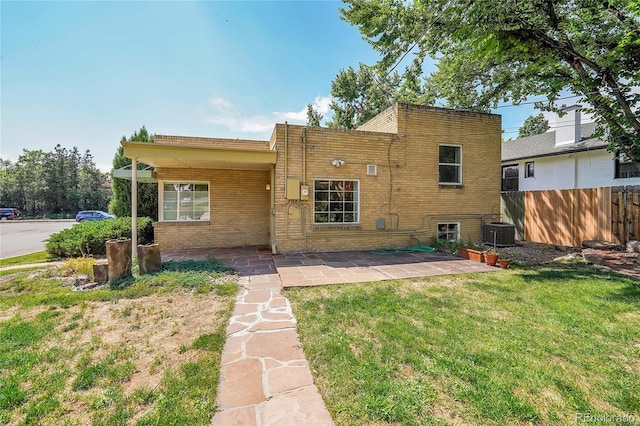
[501,105,640,192]
[121,103,502,253]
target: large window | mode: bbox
[501,164,519,191]
[439,145,462,184]
[314,179,359,224]
[162,182,209,221]
[437,222,460,241]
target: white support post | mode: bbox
[131,157,138,259]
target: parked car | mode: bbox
[0,208,23,220]
[75,210,116,222]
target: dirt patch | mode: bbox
[65,293,229,391]
[495,241,639,280]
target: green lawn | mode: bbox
[0,251,54,268]
[0,258,238,425]
[287,266,640,425]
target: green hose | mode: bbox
[372,237,437,255]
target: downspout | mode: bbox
[302,128,306,185]
[284,122,288,193]
[131,157,138,259]
[302,128,307,251]
[270,165,277,254]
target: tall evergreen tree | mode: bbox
[110,126,158,220]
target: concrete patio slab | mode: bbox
[272,250,497,287]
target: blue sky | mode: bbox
[2,0,536,172]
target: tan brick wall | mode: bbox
[153,168,270,250]
[271,103,502,253]
[356,104,399,133]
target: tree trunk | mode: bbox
[137,243,161,275]
[107,239,132,281]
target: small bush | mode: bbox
[430,237,461,254]
[46,217,154,258]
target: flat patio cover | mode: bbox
[120,140,277,258]
[121,140,276,171]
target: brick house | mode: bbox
[121,103,502,253]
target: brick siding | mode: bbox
[271,103,502,252]
[147,103,501,253]
[153,168,270,250]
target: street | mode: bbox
[0,220,76,259]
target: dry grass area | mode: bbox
[0,261,238,425]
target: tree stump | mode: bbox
[137,243,161,275]
[93,259,109,284]
[107,239,132,281]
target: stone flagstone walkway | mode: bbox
[211,272,334,425]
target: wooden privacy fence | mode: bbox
[501,186,640,247]
[612,185,640,245]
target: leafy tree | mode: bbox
[306,104,324,126]
[110,126,158,220]
[518,113,550,138]
[326,62,434,129]
[340,0,640,169]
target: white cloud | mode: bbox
[203,95,333,134]
[208,96,236,113]
[204,96,273,134]
[273,96,332,124]
[313,96,332,114]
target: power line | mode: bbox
[492,94,586,109]
[387,0,454,75]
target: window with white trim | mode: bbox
[525,161,535,178]
[439,145,462,184]
[437,222,460,241]
[314,179,359,224]
[615,152,640,178]
[162,182,209,221]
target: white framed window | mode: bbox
[161,181,209,221]
[615,152,640,178]
[439,145,462,184]
[437,222,460,241]
[525,161,535,178]
[314,179,359,224]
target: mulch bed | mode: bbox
[581,248,640,280]
[494,241,639,281]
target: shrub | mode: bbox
[46,217,154,258]
[430,237,461,254]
